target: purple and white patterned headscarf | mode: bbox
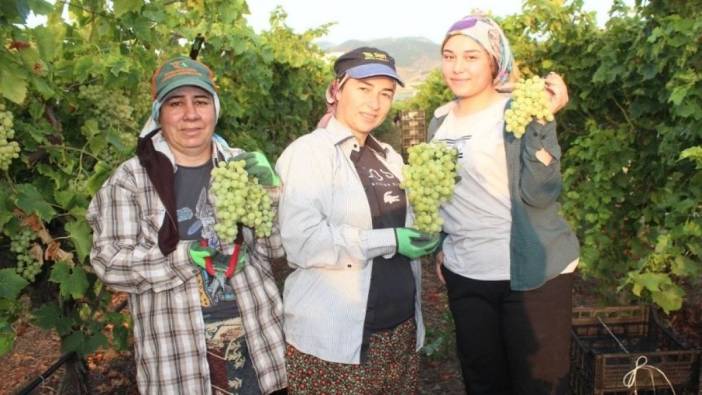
[442,15,514,86]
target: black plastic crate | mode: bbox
[570,306,701,394]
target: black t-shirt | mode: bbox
[174,161,214,241]
[351,142,416,337]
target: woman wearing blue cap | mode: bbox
[275,47,439,393]
[428,15,579,395]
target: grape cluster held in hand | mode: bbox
[401,142,459,234]
[504,76,554,138]
[211,159,274,240]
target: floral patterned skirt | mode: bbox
[286,319,419,395]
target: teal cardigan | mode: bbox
[428,103,580,290]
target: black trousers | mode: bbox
[442,266,574,395]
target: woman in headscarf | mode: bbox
[428,15,580,395]
[275,47,439,394]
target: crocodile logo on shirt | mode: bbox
[383,191,400,205]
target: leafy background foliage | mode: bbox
[0,0,700,365]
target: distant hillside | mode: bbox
[323,37,441,99]
[328,37,439,68]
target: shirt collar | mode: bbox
[326,116,387,159]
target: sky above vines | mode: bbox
[246,0,636,44]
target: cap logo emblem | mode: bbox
[362,51,389,62]
[161,60,202,82]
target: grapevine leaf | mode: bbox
[632,272,671,293]
[73,57,96,82]
[0,269,29,300]
[50,262,89,299]
[632,282,643,297]
[86,161,113,195]
[33,303,72,335]
[113,0,142,17]
[65,219,92,263]
[0,193,13,230]
[54,189,77,209]
[651,285,684,314]
[0,0,29,23]
[671,256,700,277]
[62,330,108,355]
[0,68,28,104]
[30,75,55,99]
[37,163,65,189]
[14,183,56,221]
[86,332,109,353]
[61,330,87,354]
[48,262,70,284]
[0,323,15,356]
[679,146,702,164]
[668,85,689,106]
[113,324,129,350]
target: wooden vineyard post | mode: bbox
[399,110,426,161]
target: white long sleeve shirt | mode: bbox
[275,116,425,364]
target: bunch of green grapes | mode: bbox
[0,102,21,171]
[11,229,42,281]
[78,85,137,163]
[211,159,275,241]
[78,85,137,131]
[401,142,459,234]
[504,76,554,138]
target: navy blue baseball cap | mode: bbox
[333,47,404,87]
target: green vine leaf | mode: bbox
[33,303,72,335]
[0,322,16,356]
[0,269,29,300]
[0,68,28,104]
[65,219,92,263]
[651,284,685,314]
[50,262,89,300]
[113,0,143,18]
[14,183,56,221]
[62,330,108,355]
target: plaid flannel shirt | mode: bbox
[87,133,287,394]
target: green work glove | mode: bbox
[394,228,440,259]
[188,241,217,268]
[232,151,281,187]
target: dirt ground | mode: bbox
[2,264,700,395]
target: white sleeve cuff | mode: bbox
[360,228,397,260]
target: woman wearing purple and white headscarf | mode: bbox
[428,14,580,394]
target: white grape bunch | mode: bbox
[211,159,274,241]
[504,76,554,138]
[11,229,42,281]
[401,142,459,234]
[0,102,21,171]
